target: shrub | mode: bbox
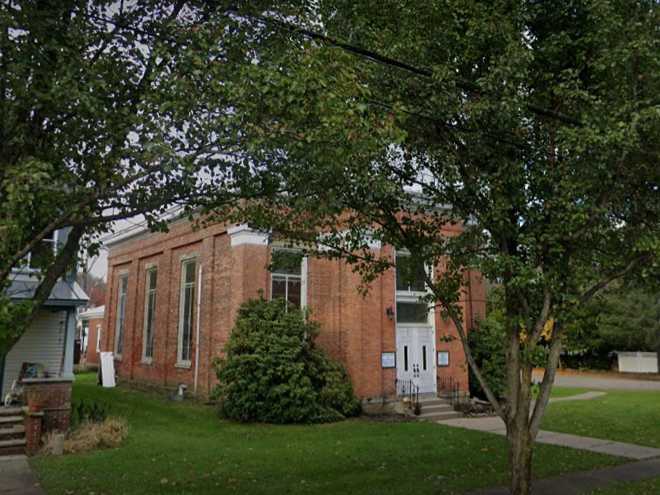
[468,310,507,400]
[213,297,361,423]
[70,398,110,429]
[42,417,128,455]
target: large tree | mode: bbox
[199,1,660,494]
[0,0,255,353]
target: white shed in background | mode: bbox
[616,352,659,373]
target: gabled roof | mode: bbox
[5,278,89,307]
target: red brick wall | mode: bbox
[83,317,103,365]
[103,221,486,400]
[23,380,72,433]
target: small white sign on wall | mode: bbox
[437,351,449,367]
[381,352,396,369]
[100,352,116,388]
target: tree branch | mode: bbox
[529,329,563,437]
[230,10,584,127]
[580,253,652,303]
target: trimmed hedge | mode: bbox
[213,297,361,423]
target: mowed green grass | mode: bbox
[542,389,660,448]
[31,374,623,495]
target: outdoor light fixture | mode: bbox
[386,306,394,320]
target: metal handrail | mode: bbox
[396,378,420,413]
[438,376,461,407]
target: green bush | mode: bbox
[213,297,361,423]
[468,309,507,400]
[70,398,110,429]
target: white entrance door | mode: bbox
[396,326,436,394]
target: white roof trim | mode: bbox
[228,224,270,247]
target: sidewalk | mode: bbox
[438,391,660,460]
[468,458,660,495]
[438,415,660,459]
[0,455,45,495]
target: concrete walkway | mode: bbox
[547,391,606,403]
[440,390,660,459]
[438,410,660,460]
[468,458,660,495]
[0,455,45,495]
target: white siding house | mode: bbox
[0,228,88,398]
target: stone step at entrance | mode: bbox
[415,397,463,421]
[0,408,25,457]
[0,407,23,417]
[0,438,27,456]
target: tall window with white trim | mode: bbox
[142,267,157,361]
[270,249,305,309]
[395,252,429,324]
[177,259,196,364]
[115,275,128,355]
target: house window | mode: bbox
[16,231,58,271]
[81,320,89,353]
[270,249,305,309]
[395,253,427,293]
[142,267,157,362]
[115,275,128,356]
[177,258,196,365]
[396,301,429,324]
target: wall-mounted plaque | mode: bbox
[381,352,396,369]
[437,351,449,367]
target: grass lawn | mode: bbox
[30,373,624,495]
[542,390,660,448]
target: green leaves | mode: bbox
[213,297,360,424]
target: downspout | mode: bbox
[193,264,203,395]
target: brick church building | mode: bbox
[101,219,486,403]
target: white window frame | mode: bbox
[177,257,197,367]
[269,248,307,310]
[394,251,433,326]
[13,230,59,273]
[114,274,129,357]
[142,266,158,364]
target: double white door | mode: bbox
[396,326,436,394]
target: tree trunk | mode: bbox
[508,421,534,495]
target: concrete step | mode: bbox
[418,410,463,421]
[418,399,452,408]
[0,424,25,438]
[0,407,22,417]
[420,404,454,414]
[0,438,26,457]
[0,438,26,448]
[0,416,23,425]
